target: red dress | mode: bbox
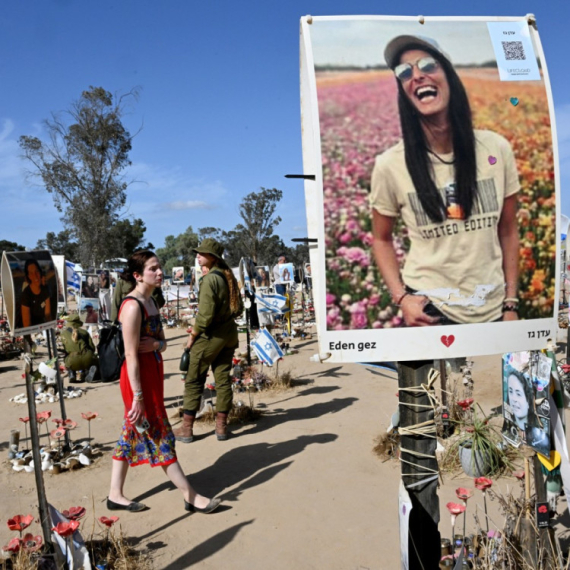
[112,299,176,467]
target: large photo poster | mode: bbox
[300,15,559,361]
[0,250,58,335]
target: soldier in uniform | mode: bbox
[60,315,98,383]
[110,270,166,322]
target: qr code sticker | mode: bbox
[502,41,526,61]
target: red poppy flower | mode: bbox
[7,514,34,532]
[19,417,30,424]
[2,537,21,553]
[59,365,66,372]
[62,419,77,430]
[457,398,474,410]
[62,507,86,521]
[455,487,473,502]
[52,520,79,538]
[36,411,52,424]
[98,516,119,528]
[81,412,98,421]
[446,502,466,516]
[513,470,525,480]
[474,477,493,491]
[52,418,64,426]
[22,533,43,552]
[50,428,66,439]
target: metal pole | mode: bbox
[49,328,71,450]
[398,360,441,570]
[177,285,180,323]
[245,307,251,366]
[23,337,54,551]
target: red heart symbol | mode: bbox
[441,335,455,347]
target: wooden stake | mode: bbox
[49,328,71,450]
[398,361,441,569]
[23,337,53,551]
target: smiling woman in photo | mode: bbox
[370,35,520,327]
[21,259,51,327]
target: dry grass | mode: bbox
[0,527,152,570]
[372,431,400,462]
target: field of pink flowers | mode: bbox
[318,69,556,330]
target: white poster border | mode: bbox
[300,14,560,363]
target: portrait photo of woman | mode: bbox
[310,19,556,334]
[82,274,99,299]
[21,259,51,328]
[0,250,59,334]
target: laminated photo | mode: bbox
[501,352,550,455]
[279,263,295,285]
[172,266,184,284]
[255,266,271,289]
[0,250,58,335]
[81,274,99,299]
[300,15,559,361]
[79,297,99,325]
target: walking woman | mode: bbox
[107,250,220,514]
[371,35,520,326]
[174,239,243,443]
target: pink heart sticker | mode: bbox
[488,155,497,165]
[441,335,455,347]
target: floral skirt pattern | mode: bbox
[112,416,177,468]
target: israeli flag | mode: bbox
[239,258,254,295]
[65,260,80,294]
[255,292,289,314]
[251,328,284,366]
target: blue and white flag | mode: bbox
[65,261,80,295]
[239,258,256,295]
[251,328,284,366]
[255,292,289,314]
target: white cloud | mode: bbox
[162,200,215,210]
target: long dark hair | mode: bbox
[212,258,242,315]
[120,250,157,291]
[395,44,477,223]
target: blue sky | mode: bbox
[1,0,568,253]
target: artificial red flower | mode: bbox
[19,417,30,424]
[455,488,473,502]
[52,418,64,426]
[446,502,466,516]
[2,537,21,553]
[50,428,66,439]
[7,515,34,532]
[22,533,43,552]
[98,516,119,528]
[81,412,98,421]
[36,411,52,424]
[513,470,525,480]
[62,507,86,521]
[62,419,77,430]
[474,477,493,491]
[52,520,79,538]
[457,398,474,410]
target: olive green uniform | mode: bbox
[184,268,239,415]
[61,324,98,372]
[110,278,165,322]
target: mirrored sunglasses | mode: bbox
[394,57,439,82]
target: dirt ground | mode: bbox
[1,325,569,569]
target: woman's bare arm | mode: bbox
[498,194,519,321]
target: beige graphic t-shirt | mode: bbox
[370,130,520,323]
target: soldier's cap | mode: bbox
[193,238,224,260]
[66,314,83,327]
